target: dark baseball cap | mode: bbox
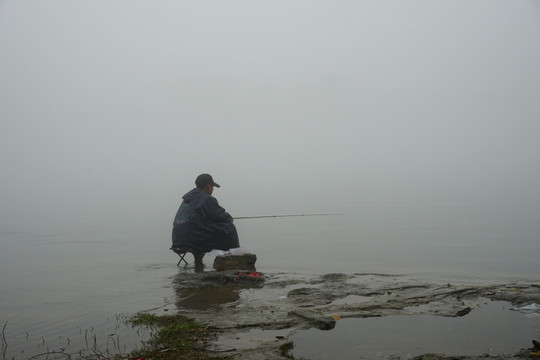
[195,173,221,188]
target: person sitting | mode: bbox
[171,174,239,267]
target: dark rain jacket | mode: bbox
[172,188,238,252]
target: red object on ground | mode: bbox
[236,271,261,278]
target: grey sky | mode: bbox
[1,1,539,223]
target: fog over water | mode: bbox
[1,0,540,277]
[1,2,540,358]
[2,0,540,281]
[2,1,539,224]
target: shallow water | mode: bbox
[0,220,175,359]
[290,300,540,359]
[237,201,540,286]
[1,200,539,358]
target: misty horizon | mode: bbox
[1,1,539,224]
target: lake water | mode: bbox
[1,200,539,358]
[290,300,540,359]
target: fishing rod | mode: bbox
[233,213,343,220]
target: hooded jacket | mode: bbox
[172,188,236,252]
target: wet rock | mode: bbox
[287,287,344,305]
[177,284,240,310]
[454,307,472,317]
[233,271,265,285]
[412,355,448,360]
[321,273,350,282]
[288,309,336,330]
[174,269,264,287]
[191,270,240,284]
[213,254,257,271]
[169,271,540,360]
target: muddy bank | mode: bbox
[166,270,540,359]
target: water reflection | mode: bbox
[290,301,540,359]
[173,272,240,310]
[176,285,240,310]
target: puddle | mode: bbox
[211,328,290,351]
[290,301,540,359]
[175,285,240,310]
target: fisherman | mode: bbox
[172,174,239,266]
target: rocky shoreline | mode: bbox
[166,270,540,359]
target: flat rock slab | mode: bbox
[168,271,540,359]
[288,309,336,330]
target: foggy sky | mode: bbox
[1,1,539,223]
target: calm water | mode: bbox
[291,300,540,359]
[1,201,539,358]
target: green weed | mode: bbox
[126,313,230,360]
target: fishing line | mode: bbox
[233,213,343,220]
